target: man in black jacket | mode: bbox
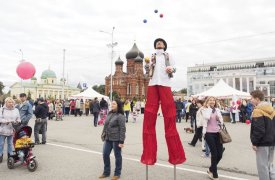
[175,98,184,123]
[33,98,48,144]
[189,99,198,130]
[250,90,275,180]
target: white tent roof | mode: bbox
[192,79,251,99]
[69,86,109,101]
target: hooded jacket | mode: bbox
[34,103,49,119]
[250,102,275,146]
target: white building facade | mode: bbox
[10,69,80,100]
[187,57,275,98]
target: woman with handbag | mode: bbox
[99,100,126,180]
[202,96,224,180]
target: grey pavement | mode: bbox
[0,114,259,180]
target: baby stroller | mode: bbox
[7,126,38,172]
[98,109,107,125]
[55,108,63,121]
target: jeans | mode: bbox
[0,135,13,156]
[256,146,275,180]
[205,133,223,178]
[191,115,197,130]
[125,111,129,122]
[93,112,99,127]
[34,120,47,143]
[103,140,122,176]
[176,110,182,123]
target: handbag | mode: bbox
[219,124,232,144]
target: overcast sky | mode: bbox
[1,0,275,91]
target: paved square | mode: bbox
[0,114,259,180]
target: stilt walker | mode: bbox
[141,38,186,179]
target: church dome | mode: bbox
[115,56,124,65]
[41,69,57,79]
[126,43,144,59]
[135,54,143,63]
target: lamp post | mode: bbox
[62,49,65,100]
[19,49,24,92]
[100,27,118,101]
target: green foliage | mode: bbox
[92,85,105,95]
[0,81,4,96]
[107,91,120,100]
[180,88,187,94]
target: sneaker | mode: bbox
[207,170,213,179]
[42,142,46,144]
[188,143,195,147]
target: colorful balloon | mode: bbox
[160,13,164,18]
[245,119,251,124]
[154,9,158,13]
[16,61,36,80]
[143,19,147,23]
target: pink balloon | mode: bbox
[16,61,36,80]
[245,119,251,124]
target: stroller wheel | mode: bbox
[27,159,38,172]
[7,157,15,169]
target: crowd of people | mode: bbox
[173,96,254,127]
[0,89,274,179]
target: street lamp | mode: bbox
[62,49,66,100]
[100,27,118,101]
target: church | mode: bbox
[105,43,150,100]
[10,69,80,100]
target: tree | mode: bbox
[27,90,32,99]
[0,81,4,96]
[93,85,105,95]
[107,91,120,100]
[180,88,187,94]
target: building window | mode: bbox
[52,80,54,84]
[136,84,139,95]
[142,85,145,96]
[127,84,131,95]
[260,81,265,84]
[269,81,275,96]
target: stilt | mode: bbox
[174,165,176,180]
[146,165,148,180]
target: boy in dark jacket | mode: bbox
[250,90,275,180]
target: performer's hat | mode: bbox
[154,38,167,51]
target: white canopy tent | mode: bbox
[192,79,251,99]
[69,86,109,101]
